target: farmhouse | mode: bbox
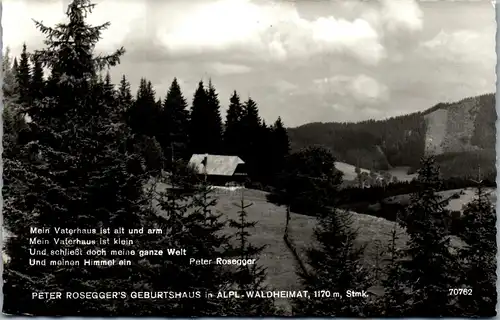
[188,154,247,186]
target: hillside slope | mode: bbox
[208,188,409,312]
[207,188,469,312]
[150,186,471,312]
[213,188,409,285]
[384,187,496,212]
[149,186,410,311]
[288,93,495,179]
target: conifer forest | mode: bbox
[2,0,497,317]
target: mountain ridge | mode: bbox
[287,93,496,179]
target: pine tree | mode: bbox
[3,47,18,100]
[16,43,32,106]
[30,56,45,103]
[12,57,19,76]
[240,97,263,179]
[103,72,114,94]
[3,47,19,97]
[2,47,26,157]
[270,117,290,184]
[243,97,261,127]
[188,81,205,154]
[223,90,244,156]
[151,171,236,316]
[254,120,275,185]
[457,182,496,316]
[44,68,61,100]
[117,74,133,116]
[272,117,290,154]
[2,0,170,315]
[372,218,408,316]
[189,80,223,154]
[293,209,372,316]
[161,78,189,167]
[204,79,224,153]
[91,71,119,123]
[397,156,458,316]
[126,78,163,172]
[127,78,161,137]
[101,72,115,102]
[224,190,277,316]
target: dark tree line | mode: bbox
[109,68,291,185]
[287,113,427,170]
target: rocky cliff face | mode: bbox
[424,94,495,156]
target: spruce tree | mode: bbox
[3,47,19,97]
[12,57,19,76]
[189,80,213,154]
[30,56,45,103]
[292,209,372,316]
[225,190,277,316]
[92,71,119,123]
[117,74,133,119]
[276,151,368,316]
[16,43,32,106]
[186,79,224,155]
[457,183,496,316]
[161,77,190,167]
[117,75,133,106]
[240,97,263,179]
[44,68,61,100]
[102,72,116,105]
[255,121,275,185]
[270,117,290,184]
[127,78,161,138]
[272,117,290,154]
[372,218,408,316]
[2,0,168,315]
[397,156,458,316]
[126,78,163,172]
[2,48,26,158]
[243,97,261,127]
[103,72,114,95]
[151,171,236,316]
[204,79,224,153]
[223,90,244,156]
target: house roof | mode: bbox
[188,154,245,176]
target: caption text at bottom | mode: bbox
[33,290,369,300]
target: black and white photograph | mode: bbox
[1,0,497,316]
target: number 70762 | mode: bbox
[448,288,472,296]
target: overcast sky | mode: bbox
[3,0,496,127]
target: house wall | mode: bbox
[198,174,246,186]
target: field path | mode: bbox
[212,189,303,293]
[150,185,302,312]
